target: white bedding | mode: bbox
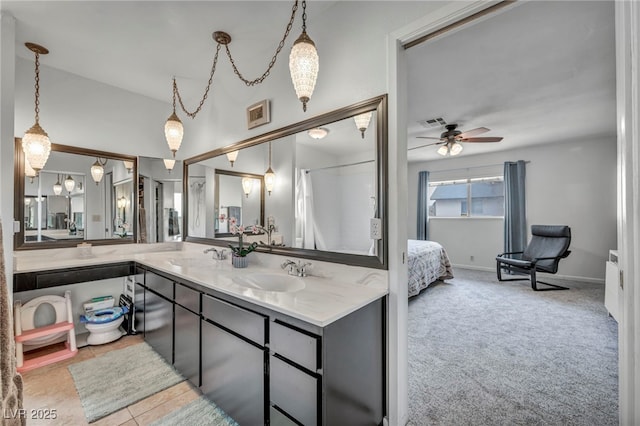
[407,239,454,297]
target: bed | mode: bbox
[408,239,454,297]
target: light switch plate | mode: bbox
[370,218,382,240]
[13,220,20,233]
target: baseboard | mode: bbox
[450,264,605,285]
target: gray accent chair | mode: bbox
[496,225,572,291]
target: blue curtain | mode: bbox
[417,171,429,240]
[504,161,527,253]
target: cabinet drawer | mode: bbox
[270,355,319,426]
[145,272,174,300]
[202,295,266,346]
[175,283,200,314]
[270,320,320,372]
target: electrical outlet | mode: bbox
[370,218,382,240]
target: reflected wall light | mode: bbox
[22,43,52,173]
[242,177,253,198]
[264,141,276,196]
[163,159,176,173]
[123,160,134,173]
[166,0,319,152]
[117,196,128,210]
[308,127,328,140]
[52,174,62,196]
[354,111,372,139]
[64,175,75,192]
[91,158,107,185]
[226,151,239,167]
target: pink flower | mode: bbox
[229,217,237,226]
[237,225,245,234]
[229,224,237,234]
[252,225,261,234]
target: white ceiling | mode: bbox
[2,1,617,162]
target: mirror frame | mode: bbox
[183,94,388,269]
[212,169,265,237]
[14,138,138,250]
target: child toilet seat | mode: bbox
[81,306,127,324]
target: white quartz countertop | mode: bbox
[14,243,388,327]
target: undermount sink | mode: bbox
[232,273,305,292]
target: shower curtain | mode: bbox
[296,169,326,250]
[0,220,25,425]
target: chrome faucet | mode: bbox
[203,247,227,260]
[281,259,311,277]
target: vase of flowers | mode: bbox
[228,217,259,268]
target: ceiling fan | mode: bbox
[410,123,503,156]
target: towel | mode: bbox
[0,220,25,425]
[138,207,147,243]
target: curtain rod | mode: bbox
[426,160,530,175]
[305,159,375,173]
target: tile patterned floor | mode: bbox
[21,335,201,425]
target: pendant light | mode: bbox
[64,175,75,192]
[91,158,107,185]
[289,0,319,112]
[163,158,176,173]
[22,43,52,173]
[264,142,276,196]
[226,151,239,167]
[308,127,328,140]
[165,78,184,157]
[242,177,253,198]
[123,160,134,173]
[24,159,37,183]
[354,112,372,139]
[52,174,62,196]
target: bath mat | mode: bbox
[150,396,238,426]
[68,342,184,423]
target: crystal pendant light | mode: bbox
[289,0,319,112]
[64,175,75,192]
[165,79,184,157]
[354,112,372,139]
[226,151,239,167]
[163,159,176,173]
[91,158,107,185]
[242,177,253,198]
[22,43,52,173]
[308,127,328,139]
[264,142,276,196]
[24,159,37,183]
[52,175,62,196]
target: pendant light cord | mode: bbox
[33,52,41,124]
[173,43,222,119]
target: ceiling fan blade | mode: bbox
[457,127,490,139]
[408,141,445,151]
[415,136,442,140]
[459,137,503,143]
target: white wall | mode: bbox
[408,136,617,281]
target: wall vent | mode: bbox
[419,117,447,128]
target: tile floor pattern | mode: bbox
[21,335,202,425]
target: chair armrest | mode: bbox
[530,255,564,265]
[497,251,524,258]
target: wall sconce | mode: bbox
[264,141,275,196]
[242,177,253,198]
[52,174,62,196]
[308,127,328,140]
[24,158,37,183]
[64,175,75,193]
[226,151,239,167]
[166,0,319,152]
[91,158,107,185]
[354,112,372,139]
[163,159,176,173]
[21,42,52,174]
[117,196,127,210]
[123,160,134,173]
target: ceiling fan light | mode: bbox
[91,160,105,185]
[165,112,184,157]
[450,142,463,156]
[437,144,449,156]
[64,175,75,192]
[289,31,319,112]
[354,112,372,139]
[308,127,328,139]
[226,150,239,167]
[22,123,51,172]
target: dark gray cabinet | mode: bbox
[174,283,200,387]
[143,271,174,365]
[201,295,267,425]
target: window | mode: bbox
[429,176,504,217]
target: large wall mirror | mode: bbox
[184,94,388,269]
[14,139,138,249]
